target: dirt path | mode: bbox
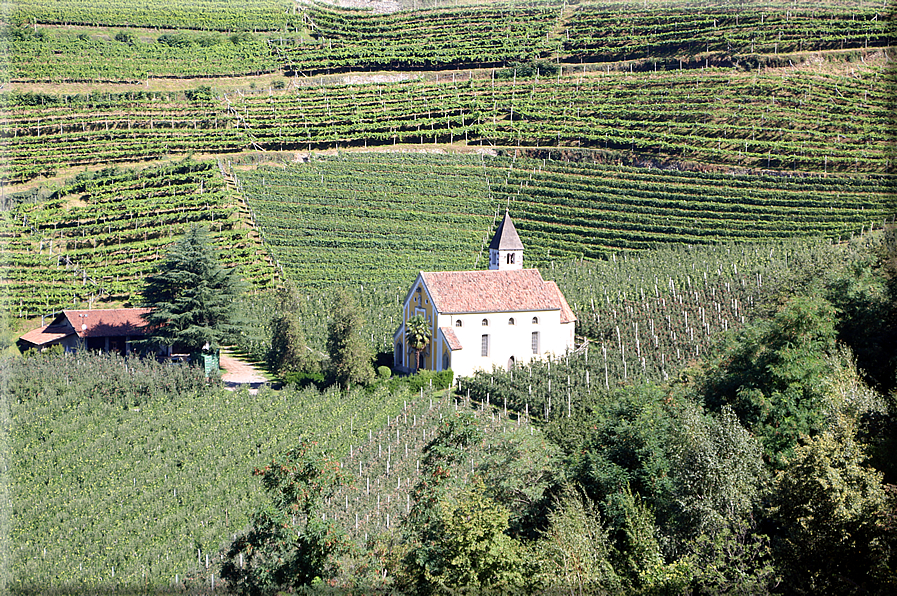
[220,351,269,392]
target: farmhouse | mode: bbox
[394,212,576,378]
[18,308,151,355]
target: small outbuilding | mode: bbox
[18,308,152,355]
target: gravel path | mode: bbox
[220,351,269,392]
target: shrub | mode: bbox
[282,370,325,389]
[396,368,454,393]
[114,30,136,46]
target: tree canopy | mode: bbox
[405,314,431,372]
[326,288,374,387]
[140,225,242,353]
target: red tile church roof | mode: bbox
[421,269,576,323]
[439,327,463,351]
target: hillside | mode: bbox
[2,1,896,594]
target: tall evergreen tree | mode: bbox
[325,289,374,387]
[141,226,242,353]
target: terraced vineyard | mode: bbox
[4,61,891,185]
[8,28,281,82]
[237,152,893,290]
[282,3,892,74]
[0,91,246,184]
[9,0,299,32]
[235,153,497,289]
[562,4,892,61]
[0,160,275,317]
[4,2,897,593]
[15,2,888,81]
[281,3,559,74]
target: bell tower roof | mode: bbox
[488,211,524,251]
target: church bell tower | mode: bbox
[488,211,524,271]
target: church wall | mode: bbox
[397,275,437,371]
[436,309,571,377]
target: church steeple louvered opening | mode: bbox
[488,211,524,271]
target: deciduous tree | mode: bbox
[770,418,897,595]
[220,441,349,595]
[326,288,374,387]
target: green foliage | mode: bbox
[495,59,559,79]
[473,424,563,535]
[269,309,317,376]
[1,159,273,317]
[568,385,680,515]
[770,418,897,595]
[826,229,897,396]
[400,409,484,591]
[406,314,431,372]
[701,295,840,465]
[183,85,215,103]
[532,485,622,593]
[6,349,414,590]
[376,365,391,380]
[10,26,279,82]
[221,441,350,595]
[667,404,767,539]
[113,30,135,46]
[158,32,218,48]
[688,521,778,596]
[607,484,668,590]
[11,0,298,32]
[427,482,527,593]
[326,289,374,388]
[141,225,243,353]
[281,370,325,389]
[268,288,320,378]
[393,368,453,393]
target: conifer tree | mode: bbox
[141,226,242,353]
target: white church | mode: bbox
[393,212,576,378]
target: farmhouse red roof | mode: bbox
[19,325,71,347]
[64,308,152,338]
[439,327,463,351]
[421,269,576,322]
